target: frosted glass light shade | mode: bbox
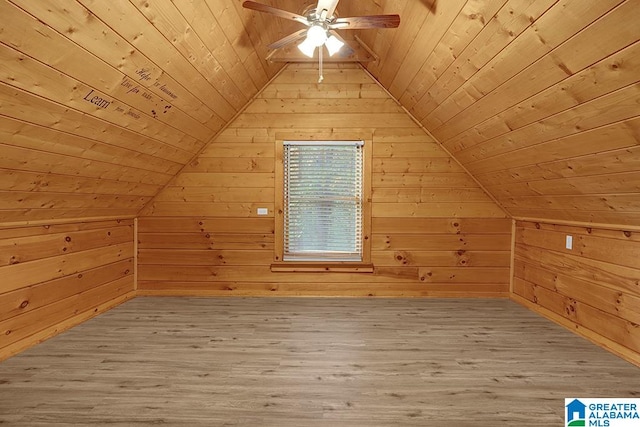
[306,25,328,47]
[298,37,317,58]
[325,35,344,56]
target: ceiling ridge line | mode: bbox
[356,63,513,219]
[135,64,292,218]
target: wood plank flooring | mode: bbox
[0,297,638,426]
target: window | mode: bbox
[283,141,363,261]
[273,135,372,272]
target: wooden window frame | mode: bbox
[272,132,373,273]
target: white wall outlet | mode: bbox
[257,208,268,215]
[565,235,573,250]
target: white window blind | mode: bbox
[283,141,364,262]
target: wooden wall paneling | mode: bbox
[469,118,640,179]
[372,202,506,218]
[443,41,640,155]
[435,4,640,144]
[423,0,627,132]
[202,0,268,88]
[372,0,437,88]
[130,0,248,110]
[2,241,133,295]
[77,0,236,122]
[10,0,221,128]
[0,85,195,165]
[138,64,511,297]
[371,217,512,234]
[438,3,638,150]
[512,220,640,365]
[137,217,274,234]
[0,2,214,145]
[176,0,258,99]
[457,83,640,164]
[0,116,183,175]
[501,194,640,215]
[225,0,284,79]
[398,0,508,108]
[0,191,148,212]
[0,169,159,198]
[137,281,509,298]
[486,171,640,199]
[371,250,511,267]
[384,0,468,97]
[508,210,640,228]
[372,188,493,203]
[0,142,171,186]
[0,219,135,361]
[408,0,559,123]
[138,233,275,251]
[372,233,511,251]
[0,259,133,323]
[0,225,132,267]
[154,187,275,203]
[357,0,406,77]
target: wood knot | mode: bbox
[65,236,72,242]
[20,300,29,309]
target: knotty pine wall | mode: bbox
[137,63,511,297]
[0,219,135,360]
[0,0,285,223]
[512,221,640,366]
[346,0,640,226]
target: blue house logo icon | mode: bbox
[566,399,587,426]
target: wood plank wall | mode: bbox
[137,63,511,297]
[0,0,285,224]
[347,0,640,226]
[512,220,640,366]
[0,219,135,360]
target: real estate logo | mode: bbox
[565,398,640,427]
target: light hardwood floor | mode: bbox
[0,297,638,426]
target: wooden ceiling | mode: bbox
[0,0,638,225]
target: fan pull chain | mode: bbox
[318,46,324,83]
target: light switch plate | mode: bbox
[257,208,268,215]
[565,235,573,250]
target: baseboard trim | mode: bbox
[136,289,510,298]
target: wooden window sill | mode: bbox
[270,262,374,273]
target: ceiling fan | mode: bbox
[243,0,400,82]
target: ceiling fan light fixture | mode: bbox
[325,35,344,56]
[297,37,317,58]
[306,24,328,47]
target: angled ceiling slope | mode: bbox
[0,0,638,226]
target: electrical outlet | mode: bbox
[257,208,268,215]
[565,235,573,250]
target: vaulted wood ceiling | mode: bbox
[0,0,638,225]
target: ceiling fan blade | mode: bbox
[242,1,309,26]
[267,29,308,50]
[315,0,340,20]
[330,15,401,30]
[327,31,354,57]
